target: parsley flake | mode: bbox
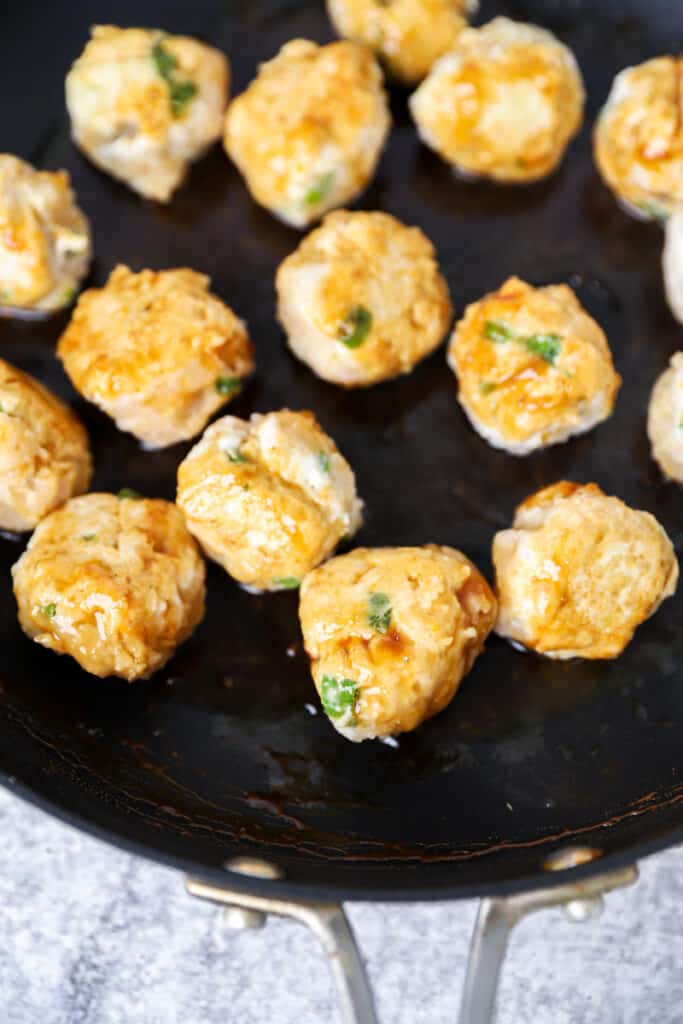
[42,603,57,619]
[368,591,391,633]
[227,449,247,463]
[479,380,497,395]
[80,533,97,541]
[339,305,373,349]
[321,675,358,722]
[118,488,142,500]
[318,451,330,473]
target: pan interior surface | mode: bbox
[0,0,682,900]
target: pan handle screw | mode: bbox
[223,905,266,930]
[563,895,604,922]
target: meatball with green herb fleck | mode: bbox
[177,409,363,593]
[448,276,621,455]
[224,40,390,228]
[57,265,253,449]
[299,545,496,742]
[276,210,452,386]
[66,25,229,202]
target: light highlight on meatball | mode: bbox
[224,40,390,228]
[0,358,91,532]
[409,17,584,183]
[12,493,206,681]
[594,57,683,221]
[57,265,254,449]
[299,545,497,741]
[66,25,229,202]
[326,0,478,85]
[277,210,452,386]
[648,352,683,483]
[447,276,621,455]
[493,482,678,660]
[0,155,91,313]
[177,409,363,592]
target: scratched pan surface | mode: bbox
[0,0,682,901]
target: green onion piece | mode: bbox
[215,376,242,397]
[318,451,330,473]
[479,380,497,395]
[321,675,359,722]
[42,603,56,619]
[118,488,142,500]
[483,320,513,343]
[523,333,561,365]
[152,39,197,118]
[227,450,247,463]
[338,305,373,349]
[368,591,391,633]
[80,533,97,541]
[272,577,300,590]
[304,171,335,207]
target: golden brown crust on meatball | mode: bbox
[12,493,205,681]
[326,0,478,84]
[594,57,683,221]
[299,544,497,741]
[177,409,363,592]
[57,265,254,449]
[492,482,678,660]
[66,25,229,202]
[447,276,621,454]
[409,17,584,183]
[0,155,91,312]
[224,39,390,228]
[0,358,91,531]
[276,210,452,386]
[647,352,683,482]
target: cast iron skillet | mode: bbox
[1,0,682,902]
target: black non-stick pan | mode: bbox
[1,0,682,906]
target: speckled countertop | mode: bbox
[1,787,683,1024]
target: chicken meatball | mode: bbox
[493,482,678,660]
[648,352,683,483]
[12,493,205,681]
[66,25,229,202]
[276,210,452,386]
[326,0,478,85]
[594,57,683,221]
[177,410,362,592]
[409,17,584,183]
[57,265,254,449]
[663,205,683,323]
[0,358,91,532]
[224,40,390,228]
[299,545,496,742]
[0,155,91,313]
[447,277,621,455]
